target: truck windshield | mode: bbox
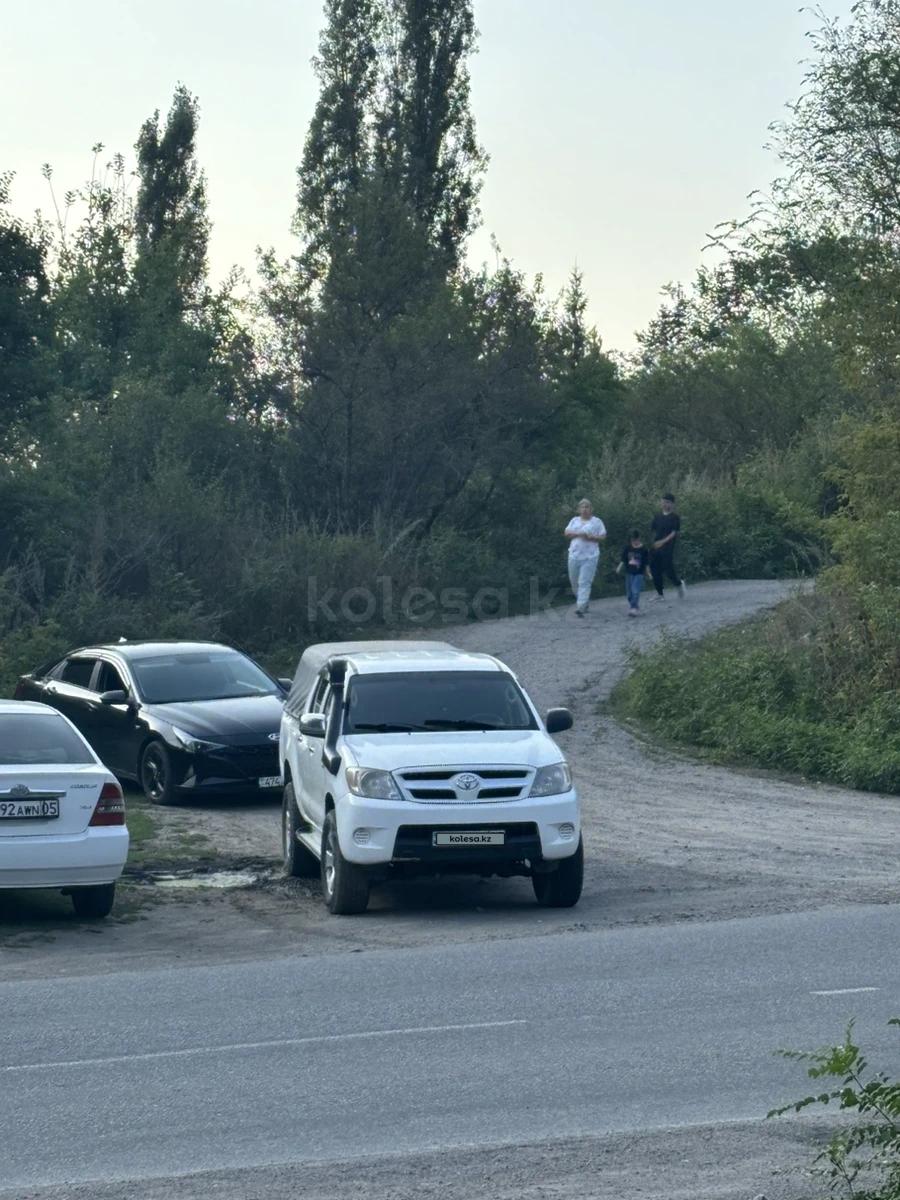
[344,672,537,733]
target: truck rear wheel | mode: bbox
[532,839,583,908]
[321,810,369,915]
[282,783,318,878]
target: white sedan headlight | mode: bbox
[529,762,572,797]
[345,766,402,801]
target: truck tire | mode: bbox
[532,839,583,908]
[321,810,369,915]
[282,782,318,878]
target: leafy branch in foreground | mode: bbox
[769,1019,900,1199]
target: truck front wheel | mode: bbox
[532,839,583,908]
[321,810,370,915]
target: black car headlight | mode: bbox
[171,725,228,755]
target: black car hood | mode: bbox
[146,694,284,740]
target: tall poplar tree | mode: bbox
[132,86,212,382]
[376,0,486,265]
[134,85,209,310]
[295,0,383,278]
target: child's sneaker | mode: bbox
[651,592,665,602]
[628,607,639,617]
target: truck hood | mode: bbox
[341,729,564,772]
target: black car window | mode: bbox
[130,650,280,704]
[60,658,98,690]
[0,713,95,764]
[344,671,538,733]
[96,662,127,694]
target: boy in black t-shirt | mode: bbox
[616,530,652,616]
[650,492,686,600]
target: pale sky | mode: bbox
[3,1,852,351]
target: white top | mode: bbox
[566,515,606,560]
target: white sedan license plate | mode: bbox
[258,776,283,789]
[0,798,60,820]
[433,830,505,847]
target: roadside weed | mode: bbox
[770,1019,900,1199]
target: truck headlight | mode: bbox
[529,762,572,797]
[345,767,402,801]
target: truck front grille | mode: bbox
[395,766,533,804]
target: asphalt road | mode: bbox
[3,902,898,1195]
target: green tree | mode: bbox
[134,84,209,304]
[0,173,51,448]
[772,0,900,236]
[132,85,214,386]
[376,0,486,265]
[295,0,383,280]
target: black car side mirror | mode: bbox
[299,712,327,738]
[99,689,130,706]
[277,677,292,692]
[545,707,573,735]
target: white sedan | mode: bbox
[0,700,129,918]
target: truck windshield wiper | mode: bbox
[422,719,502,730]
[351,722,426,733]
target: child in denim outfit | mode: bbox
[616,530,652,616]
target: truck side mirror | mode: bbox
[545,708,573,734]
[299,712,327,738]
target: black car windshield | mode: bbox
[0,714,94,765]
[344,671,537,733]
[131,651,279,704]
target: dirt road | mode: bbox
[5,578,900,984]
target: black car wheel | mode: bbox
[140,741,179,806]
[532,839,584,908]
[282,782,318,878]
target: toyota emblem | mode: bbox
[453,773,480,791]
[268,733,280,742]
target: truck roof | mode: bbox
[285,640,503,717]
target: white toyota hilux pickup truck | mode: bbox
[279,641,582,914]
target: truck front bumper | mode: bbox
[335,790,580,867]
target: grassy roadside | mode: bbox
[610,598,900,795]
[123,789,221,872]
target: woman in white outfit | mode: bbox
[564,499,607,617]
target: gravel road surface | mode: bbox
[4,902,898,1200]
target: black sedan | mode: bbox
[14,642,289,805]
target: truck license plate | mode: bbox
[432,830,505,847]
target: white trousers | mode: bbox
[568,556,598,611]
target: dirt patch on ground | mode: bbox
[6,579,900,981]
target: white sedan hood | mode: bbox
[341,729,563,772]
